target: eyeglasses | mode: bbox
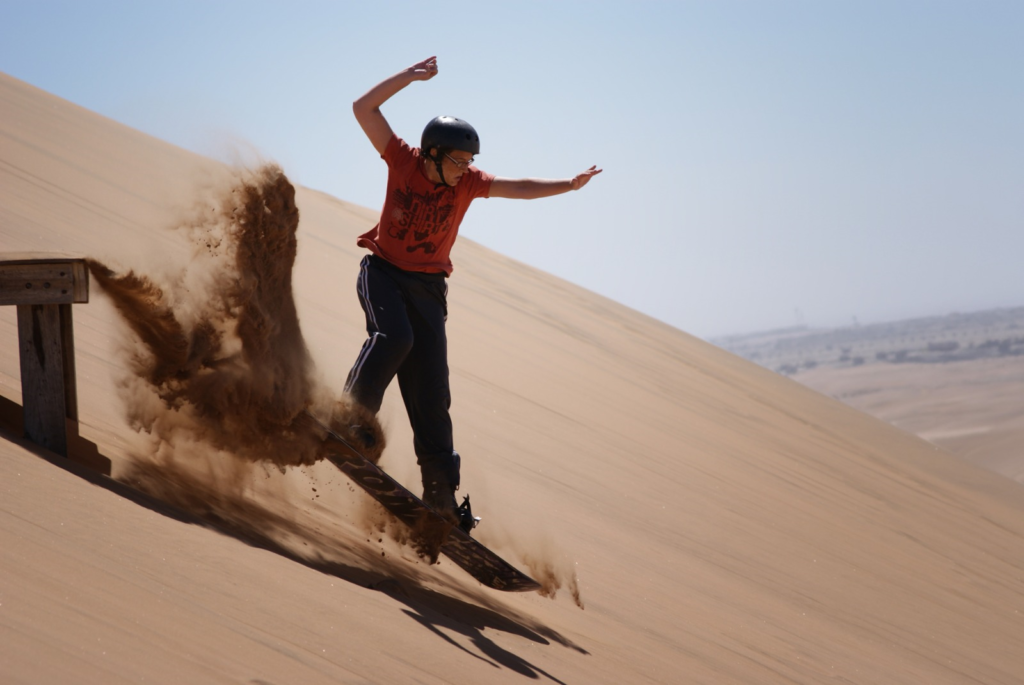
[443,152,475,169]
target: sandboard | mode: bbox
[303,413,540,592]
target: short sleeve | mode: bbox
[463,167,495,200]
[382,134,415,167]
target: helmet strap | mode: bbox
[435,158,449,187]
[427,148,452,188]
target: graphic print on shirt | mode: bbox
[388,187,455,254]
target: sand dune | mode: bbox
[3,72,1024,684]
[795,357,1024,485]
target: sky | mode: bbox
[2,0,1022,339]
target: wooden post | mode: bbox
[1,255,89,457]
[60,302,79,422]
[16,304,69,454]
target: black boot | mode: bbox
[346,424,377,452]
[420,451,460,519]
[422,479,459,526]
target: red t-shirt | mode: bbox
[356,135,494,275]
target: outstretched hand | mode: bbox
[571,165,603,191]
[408,56,439,82]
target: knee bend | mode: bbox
[378,329,414,357]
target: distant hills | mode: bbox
[712,306,1024,375]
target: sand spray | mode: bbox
[88,164,581,605]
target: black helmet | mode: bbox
[421,116,480,155]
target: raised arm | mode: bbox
[489,166,603,199]
[353,56,439,155]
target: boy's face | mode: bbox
[428,148,474,186]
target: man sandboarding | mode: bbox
[341,55,601,527]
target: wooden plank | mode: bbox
[70,260,89,303]
[0,252,81,263]
[59,304,79,422]
[0,260,89,306]
[17,303,69,456]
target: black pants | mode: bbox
[345,254,460,488]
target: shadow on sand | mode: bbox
[0,396,588,682]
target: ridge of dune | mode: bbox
[3,71,1024,684]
